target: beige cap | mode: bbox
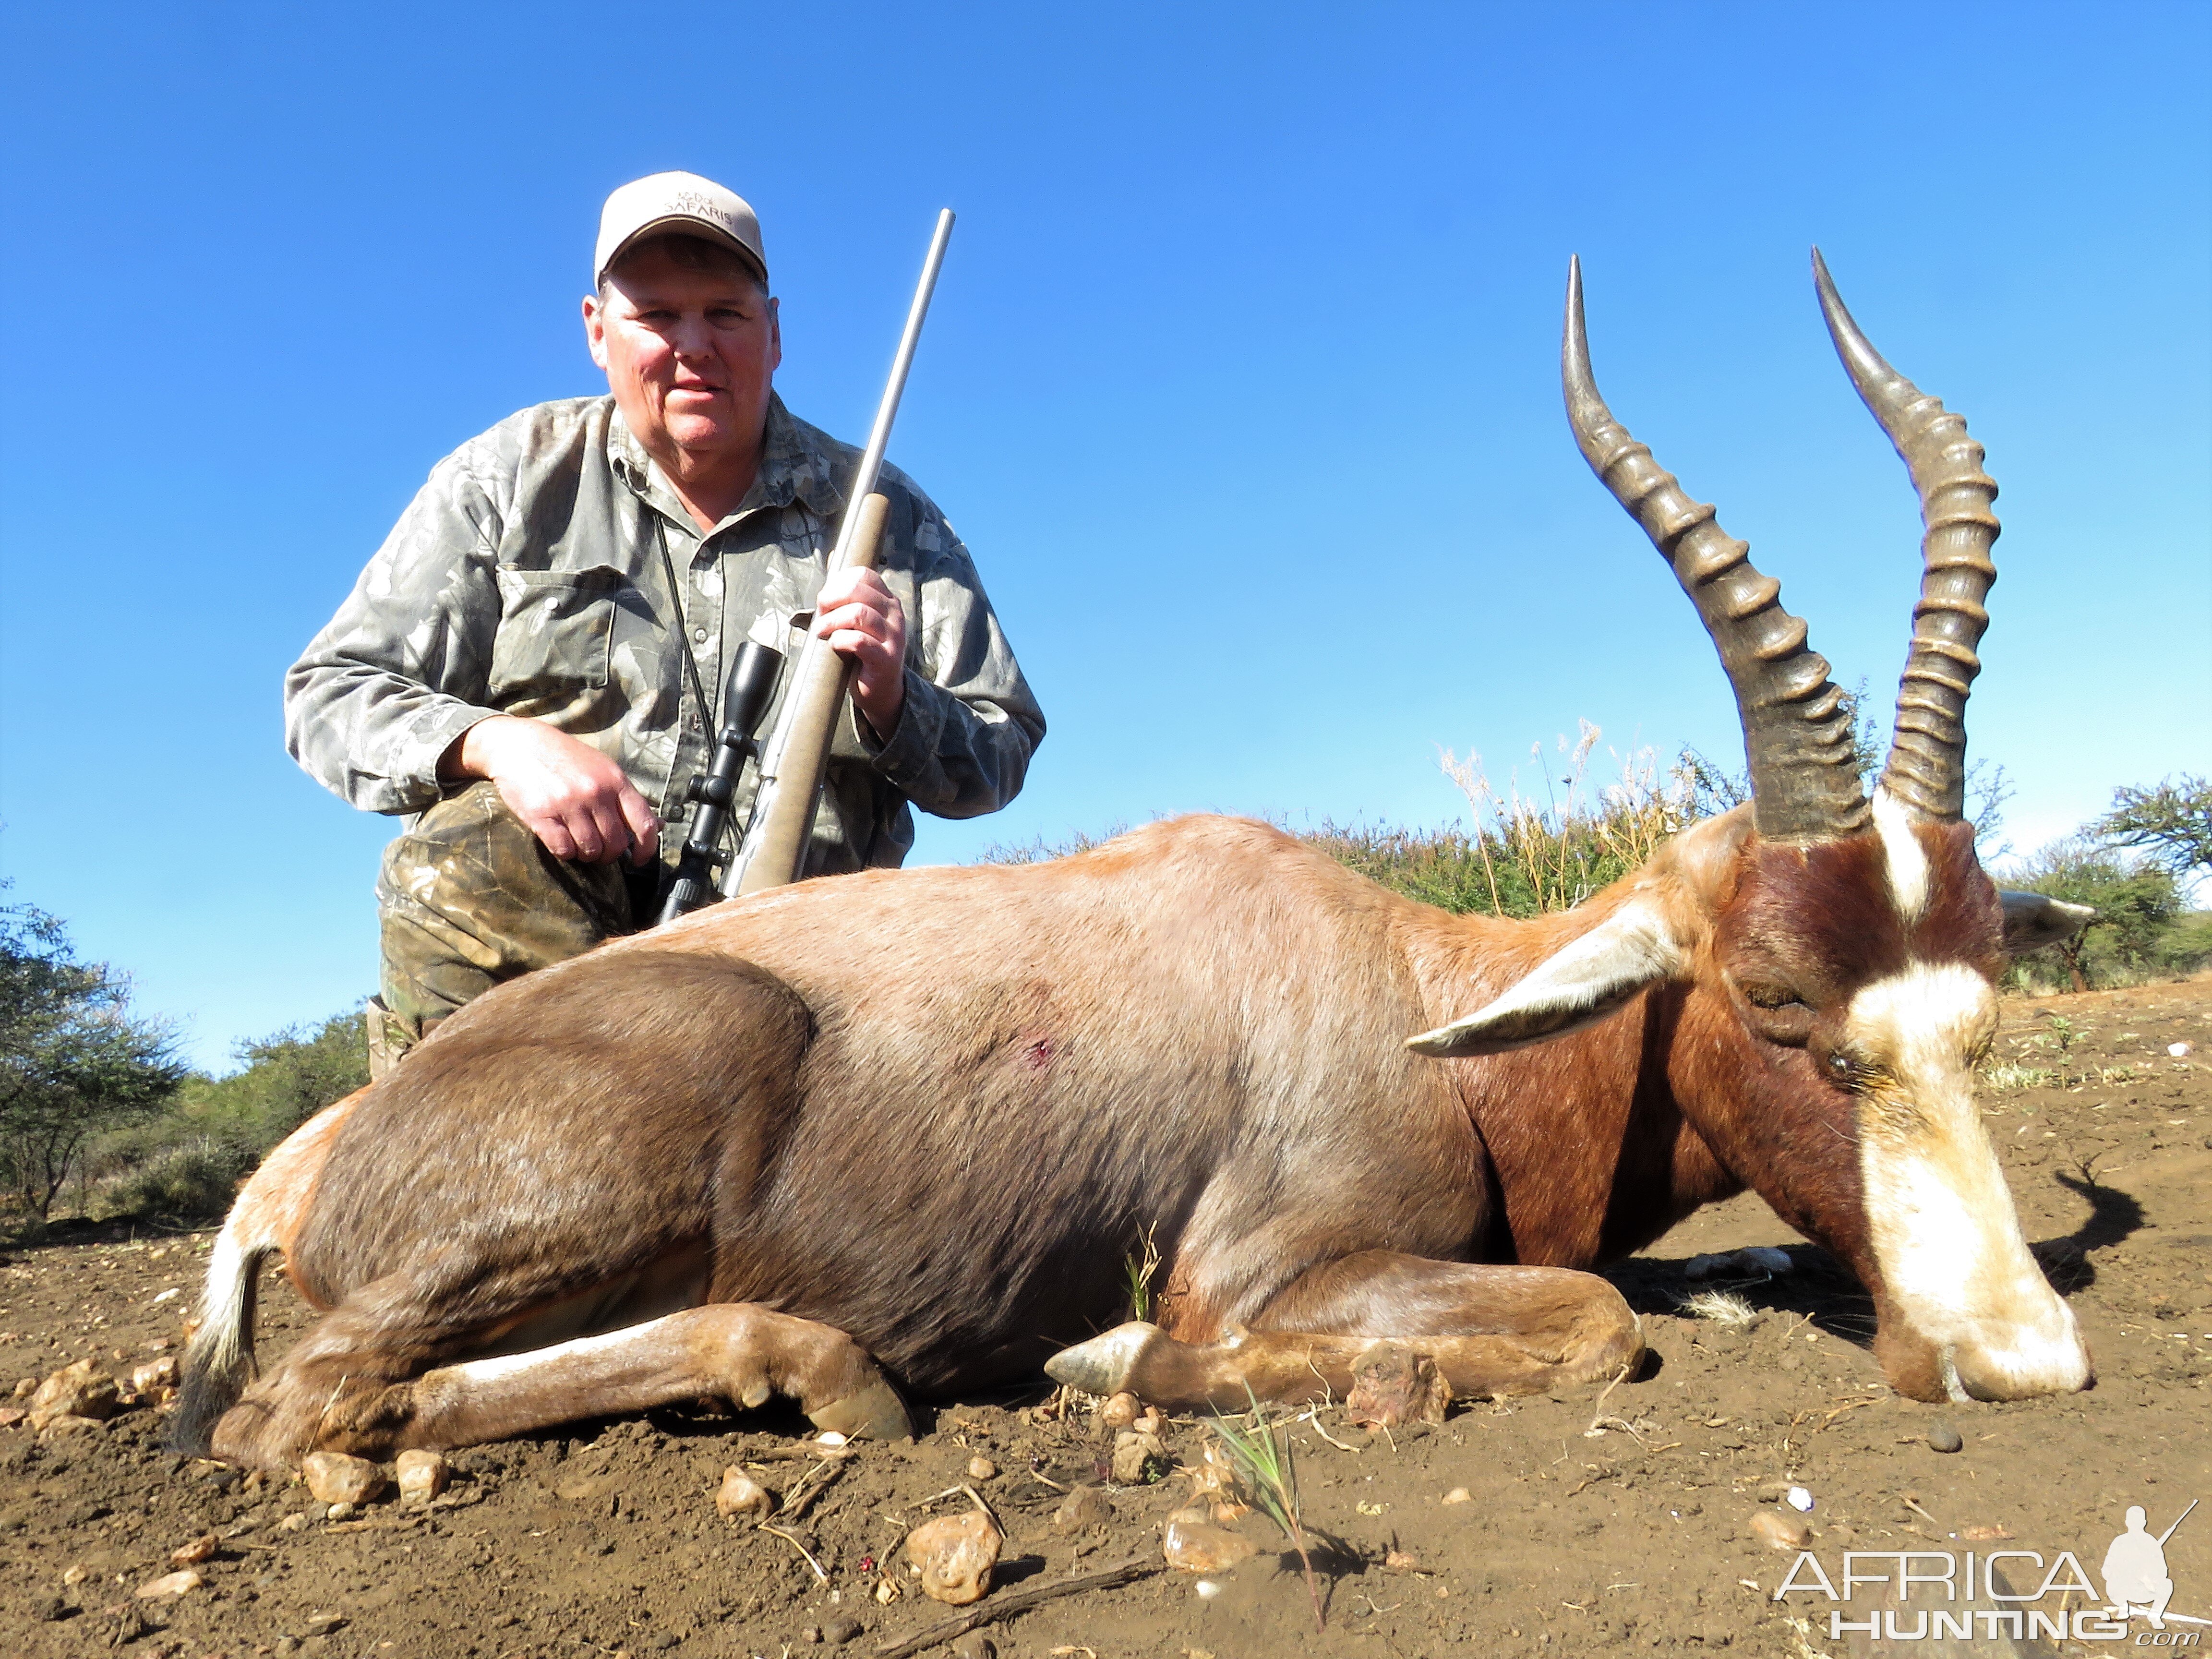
[594,171,767,286]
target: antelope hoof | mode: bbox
[808,1377,914,1442]
[1044,1321,1168,1398]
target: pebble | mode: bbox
[1442,1487,1472,1505]
[1098,1391,1140,1430]
[966,1455,998,1481]
[906,1510,1002,1605]
[326,1501,358,1522]
[1385,1548,1419,1572]
[1785,1486,1815,1513]
[1689,1247,1794,1280]
[2170,1042,2193,1058]
[948,1634,996,1659]
[1052,1485,1115,1532]
[129,1356,180,1398]
[135,1568,204,1599]
[1111,1428,1166,1484]
[1927,1421,1963,1454]
[396,1448,450,1503]
[277,1512,309,1533]
[714,1467,773,1520]
[823,1615,863,1645]
[1162,1517,1258,1574]
[1749,1510,1812,1551]
[302,1450,386,1505]
[27,1359,120,1430]
[170,1532,218,1566]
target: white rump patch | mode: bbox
[1872,787,1931,924]
[1407,902,1681,1057]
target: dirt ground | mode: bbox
[3,979,2207,1659]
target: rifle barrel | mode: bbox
[723,208,955,898]
[831,207,953,570]
[2158,1498,2198,1545]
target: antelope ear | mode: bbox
[1406,902,1683,1058]
[1999,890,2095,953]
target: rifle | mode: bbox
[654,639,785,925]
[2158,1499,2198,1546]
[723,208,956,898]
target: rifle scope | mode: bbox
[656,640,785,926]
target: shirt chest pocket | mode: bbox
[488,565,621,705]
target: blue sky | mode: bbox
[3,2,2207,1072]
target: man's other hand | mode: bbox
[814,567,907,738]
[441,717,661,866]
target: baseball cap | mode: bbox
[594,171,768,287]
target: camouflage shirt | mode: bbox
[285,394,1044,874]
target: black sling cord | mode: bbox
[653,515,717,733]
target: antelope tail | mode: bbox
[167,1214,273,1456]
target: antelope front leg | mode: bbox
[214,1303,912,1468]
[1045,1250,1641,1411]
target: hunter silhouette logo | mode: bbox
[2104,1501,2200,1633]
[1772,1498,2206,1644]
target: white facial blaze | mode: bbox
[1872,787,1931,923]
[1849,963,2091,1400]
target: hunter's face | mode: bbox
[585,242,781,477]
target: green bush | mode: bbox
[93,1007,369,1222]
[1999,837,2207,993]
[101,1137,259,1222]
[1311,727,1711,918]
[1,885,185,1219]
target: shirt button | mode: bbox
[693,627,709,643]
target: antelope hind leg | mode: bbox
[213,1302,911,1469]
[1045,1251,1642,1412]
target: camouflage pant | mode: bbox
[369,781,665,1075]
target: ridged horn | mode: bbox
[1813,249,1999,822]
[1563,257,1869,842]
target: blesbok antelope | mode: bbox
[176,253,2093,1473]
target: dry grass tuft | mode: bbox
[1310,725,1741,919]
[1675,1288,1760,1327]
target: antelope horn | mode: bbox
[1813,249,1999,822]
[1562,257,1869,842]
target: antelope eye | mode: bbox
[1742,983,1804,1010]
[1826,1051,1857,1084]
